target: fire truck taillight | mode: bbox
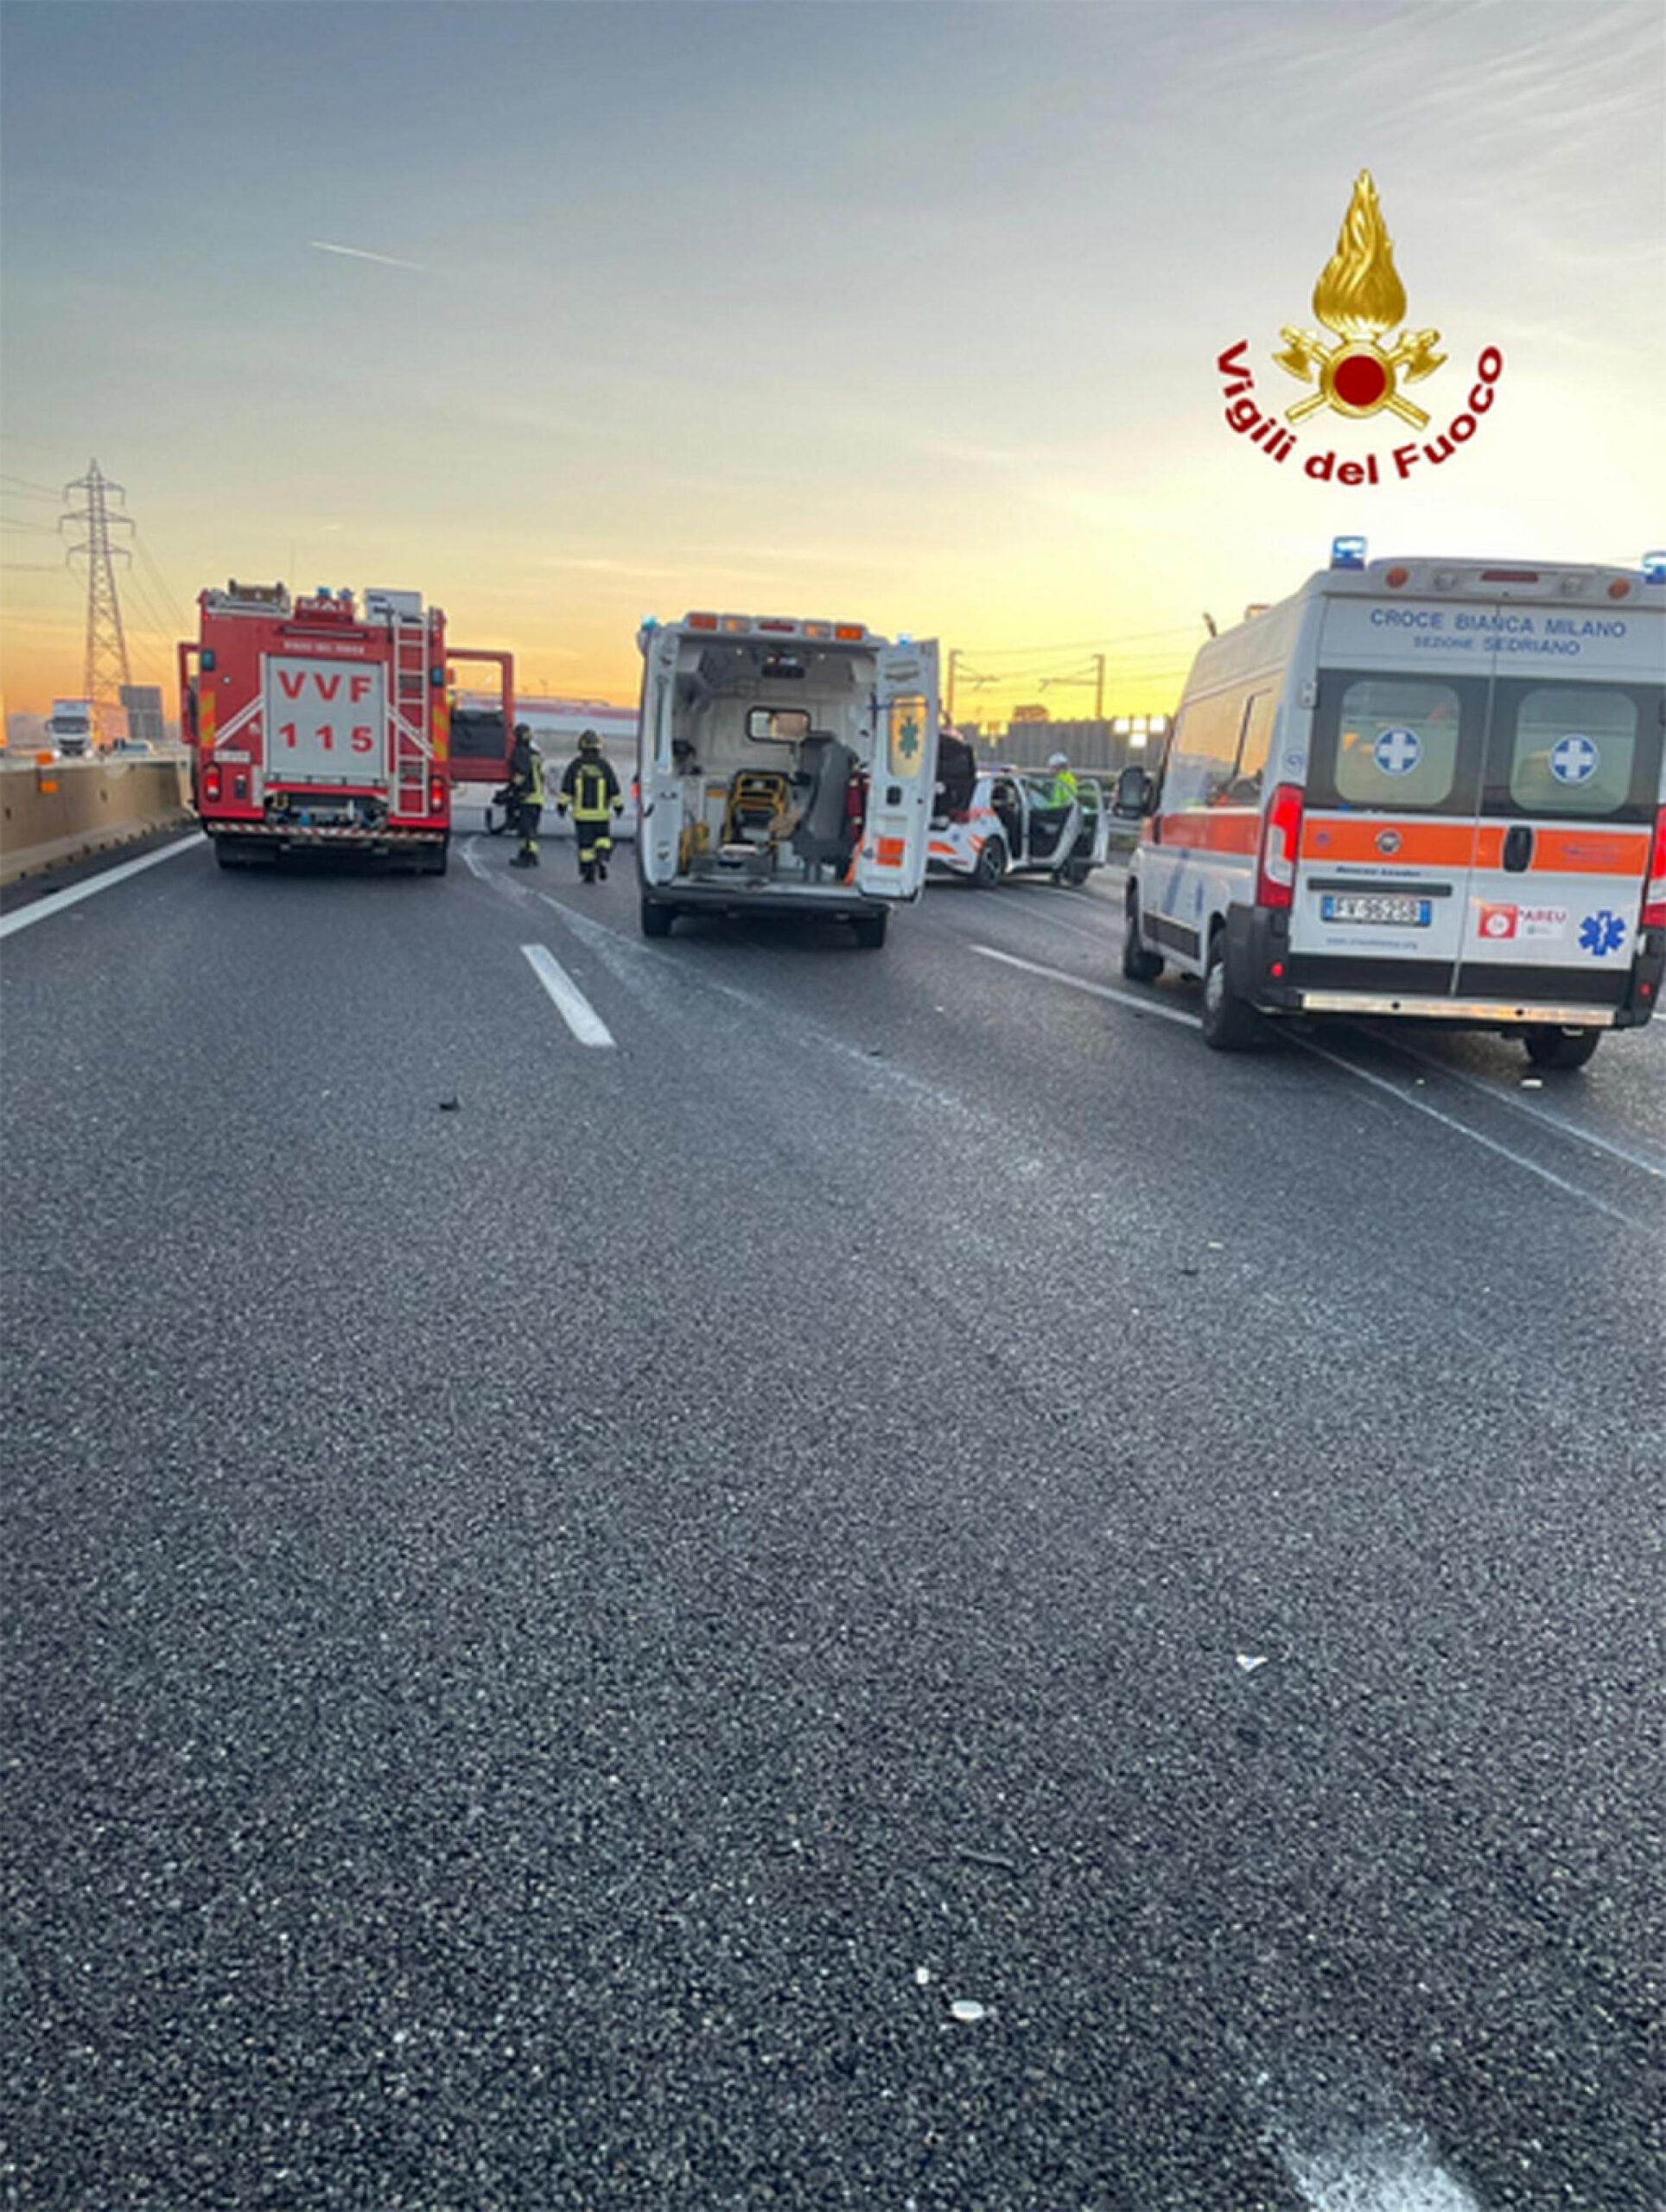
[203,765,223,804]
[1256,784,1304,910]
[429,774,446,815]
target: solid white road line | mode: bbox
[0,832,206,940]
[519,942,615,1048]
[970,942,1201,1028]
[1298,1035,1645,1229]
[1342,1025,1666,1183]
[972,940,1648,1227]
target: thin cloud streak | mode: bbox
[308,240,424,271]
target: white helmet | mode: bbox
[1048,750,1069,768]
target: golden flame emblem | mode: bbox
[1275,172,1445,426]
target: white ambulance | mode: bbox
[1116,544,1666,1065]
[635,611,938,948]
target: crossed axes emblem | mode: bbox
[1274,327,1447,427]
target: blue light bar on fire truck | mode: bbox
[1330,536,1367,571]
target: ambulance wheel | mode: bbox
[1122,891,1163,982]
[974,835,1007,888]
[1199,926,1259,1051]
[852,911,889,950]
[640,894,674,938]
[1523,1025,1599,1071]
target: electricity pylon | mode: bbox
[60,461,134,737]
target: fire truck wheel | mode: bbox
[422,841,449,877]
[215,837,255,870]
[640,894,674,938]
[1523,1024,1599,1071]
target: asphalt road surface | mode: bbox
[3,821,1662,2211]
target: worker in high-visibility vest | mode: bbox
[506,724,544,869]
[558,729,624,882]
[1042,750,1078,810]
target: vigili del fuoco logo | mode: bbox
[1216,171,1504,486]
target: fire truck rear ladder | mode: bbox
[391,612,433,820]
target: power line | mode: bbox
[953,624,1201,659]
[133,531,190,635]
[0,474,62,502]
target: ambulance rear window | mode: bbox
[1333,677,1462,810]
[1506,686,1637,817]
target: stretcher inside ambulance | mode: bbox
[1118,550,1666,1063]
[635,613,938,948]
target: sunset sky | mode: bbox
[3,0,1662,729]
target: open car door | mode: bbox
[856,640,939,899]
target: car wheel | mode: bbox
[974,835,1007,888]
[640,894,674,938]
[1199,925,1259,1051]
[1122,890,1163,982]
[1523,1024,1599,1071]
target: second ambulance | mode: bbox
[1118,545,1666,1065]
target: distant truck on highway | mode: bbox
[179,582,513,873]
[46,699,96,758]
[635,609,938,946]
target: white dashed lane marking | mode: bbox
[519,942,615,1048]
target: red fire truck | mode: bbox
[178,582,513,872]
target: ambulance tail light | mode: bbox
[1256,783,1304,909]
[203,764,223,804]
[834,623,866,642]
[1642,804,1666,930]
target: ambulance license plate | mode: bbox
[1320,893,1432,926]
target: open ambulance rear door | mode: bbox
[855,640,939,901]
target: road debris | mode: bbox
[948,1999,989,2024]
[1236,1653,1269,1674]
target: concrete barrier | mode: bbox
[0,757,194,886]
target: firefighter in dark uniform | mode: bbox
[558,729,623,882]
[506,723,544,868]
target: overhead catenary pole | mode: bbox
[945,646,960,722]
[1093,654,1105,721]
[60,461,135,742]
